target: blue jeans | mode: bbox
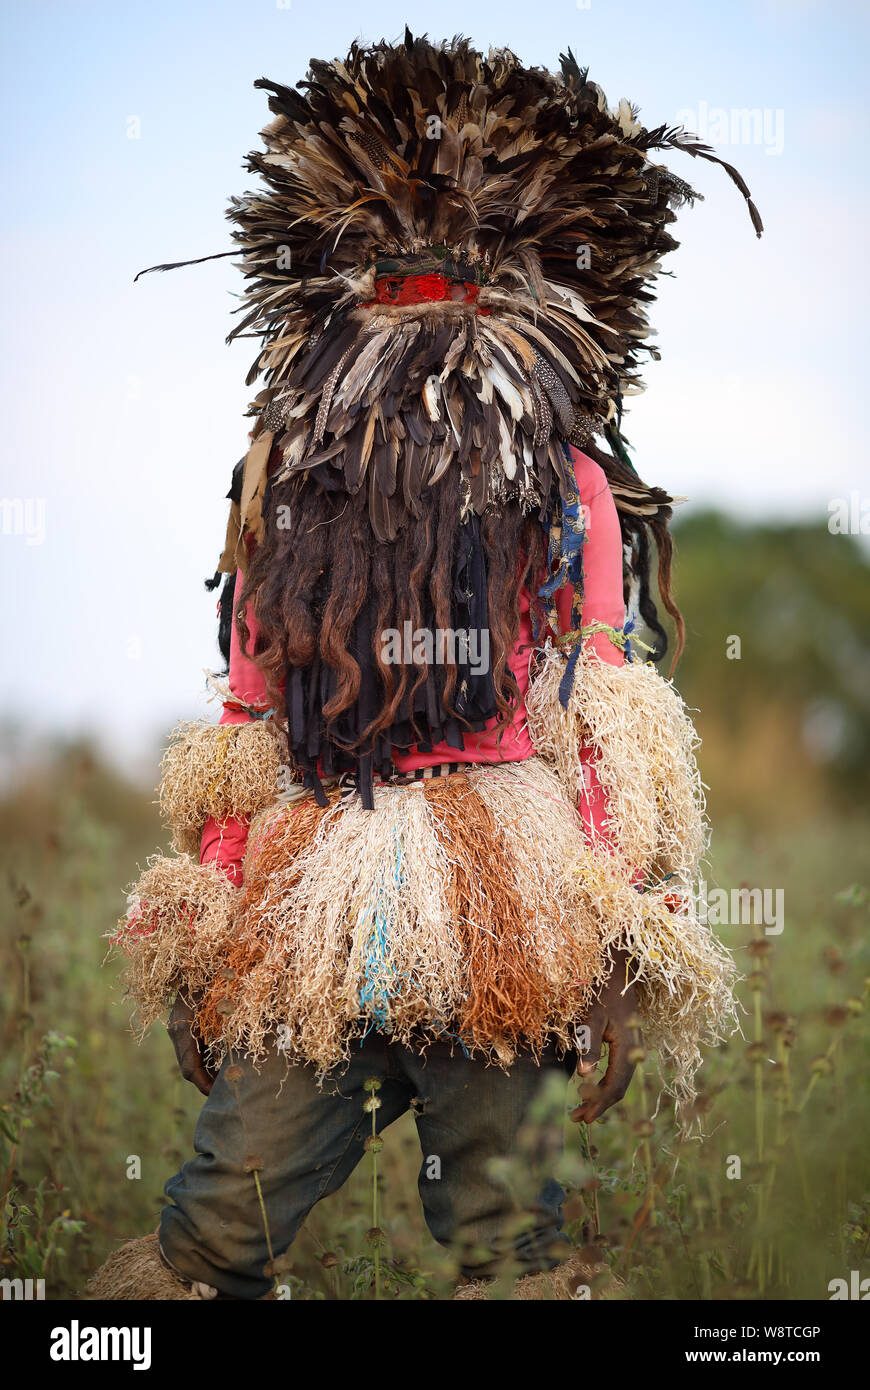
[159,1033,575,1298]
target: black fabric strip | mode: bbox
[303,769,329,808]
[282,514,501,804]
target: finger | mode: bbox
[572,1061,603,1112]
[175,1037,214,1094]
[179,1048,214,1096]
[168,997,195,1031]
[574,1002,606,1070]
[189,1066,214,1097]
[571,1031,638,1123]
[571,1010,605,1117]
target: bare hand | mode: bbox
[168,991,216,1096]
[571,950,644,1123]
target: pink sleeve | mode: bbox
[554,448,626,844]
[200,816,248,886]
[553,447,626,667]
[219,582,270,723]
[201,576,269,882]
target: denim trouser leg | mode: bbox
[159,1035,574,1297]
[159,1035,409,1299]
[397,1042,574,1277]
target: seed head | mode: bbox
[810,1055,833,1076]
[765,1011,792,1032]
[747,940,772,959]
[823,947,845,976]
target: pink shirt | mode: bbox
[201,447,625,875]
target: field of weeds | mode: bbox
[1,744,867,1300]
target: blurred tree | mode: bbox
[661,513,870,827]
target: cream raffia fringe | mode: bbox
[526,642,707,882]
[159,719,284,854]
[475,762,736,1111]
[109,853,237,1030]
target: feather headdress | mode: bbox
[203,30,760,561]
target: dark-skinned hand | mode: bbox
[168,990,217,1096]
[571,949,644,1124]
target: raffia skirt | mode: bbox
[112,647,739,1109]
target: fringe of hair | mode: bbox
[158,719,286,854]
[525,643,707,884]
[108,854,238,1031]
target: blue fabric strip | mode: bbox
[358,831,404,1026]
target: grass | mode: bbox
[1,743,868,1300]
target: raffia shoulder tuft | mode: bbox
[159,719,289,854]
[526,642,707,884]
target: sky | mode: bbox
[0,0,867,774]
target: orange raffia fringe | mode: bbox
[159,718,286,855]
[426,779,557,1061]
[196,795,335,1054]
[423,774,598,1062]
[466,759,604,1033]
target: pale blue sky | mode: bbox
[0,0,867,771]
